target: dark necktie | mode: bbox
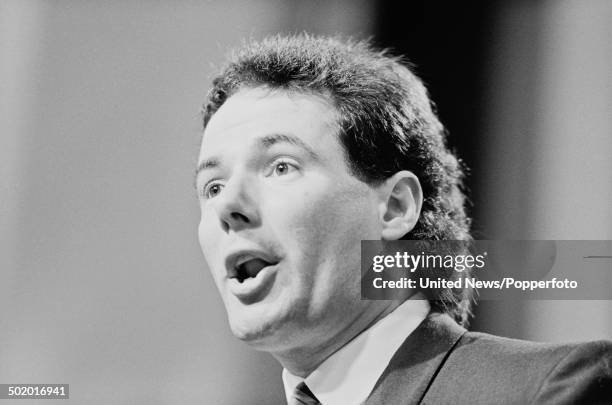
[290,381,321,405]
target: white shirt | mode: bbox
[282,295,430,405]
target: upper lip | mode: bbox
[224,249,280,279]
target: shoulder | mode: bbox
[527,338,612,404]
[366,313,611,405]
[426,330,612,404]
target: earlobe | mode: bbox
[379,171,423,241]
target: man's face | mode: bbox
[197,87,384,351]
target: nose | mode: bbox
[213,173,260,233]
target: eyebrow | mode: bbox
[194,133,319,184]
[259,133,319,159]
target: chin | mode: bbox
[228,312,284,347]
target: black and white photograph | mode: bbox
[1,1,611,404]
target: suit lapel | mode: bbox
[364,312,466,405]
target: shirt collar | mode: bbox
[282,295,430,405]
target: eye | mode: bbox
[269,160,298,177]
[202,182,224,199]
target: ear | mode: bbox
[378,171,423,241]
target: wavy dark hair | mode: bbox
[201,34,473,326]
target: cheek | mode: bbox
[274,189,337,240]
[273,183,376,262]
[304,181,376,232]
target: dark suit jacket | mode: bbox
[364,312,612,404]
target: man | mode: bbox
[195,34,612,404]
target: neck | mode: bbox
[272,300,404,377]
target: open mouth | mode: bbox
[227,253,278,283]
[235,258,273,282]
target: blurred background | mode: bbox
[1,0,611,403]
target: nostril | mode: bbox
[230,212,250,223]
[220,219,230,232]
[220,211,250,233]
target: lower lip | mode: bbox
[227,264,278,301]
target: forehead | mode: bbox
[200,87,340,155]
